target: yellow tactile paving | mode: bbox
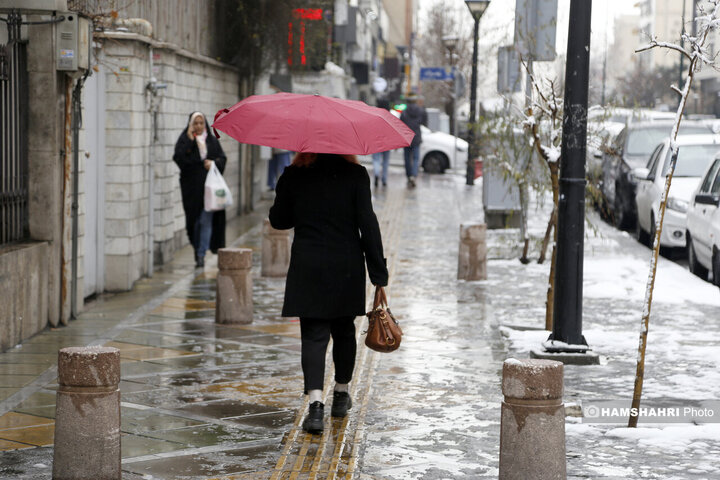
[151,297,216,313]
[0,424,55,447]
[269,188,405,479]
[0,412,54,430]
[104,341,195,361]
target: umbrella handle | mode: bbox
[212,108,229,139]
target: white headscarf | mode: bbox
[189,112,208,160]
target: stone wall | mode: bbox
[0,243,49,351]
[79,34,241,292]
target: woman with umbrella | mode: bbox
[213,93,413,434]
[173,112,227,268]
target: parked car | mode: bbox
[686,155,720,284]
[587,106,677,126]
[586,120,625,199]
[634,134,720,249]
[419,125,469,174]
[599,121,712,229]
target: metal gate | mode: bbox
[0,12,29,246]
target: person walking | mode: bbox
[173,111,228,268]
[400,95,428,188]
[371,98,392,187]
[269,152,389,435]
[267,147,292,190]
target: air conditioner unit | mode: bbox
[56,12,90,72]
[0,0,68,13]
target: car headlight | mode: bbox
[667,197,688,213]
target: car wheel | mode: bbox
[713,248,720,287]
[688,234,709,280]
[422,152,447,174]
[635,216,649,246]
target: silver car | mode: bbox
[686,155,720,284]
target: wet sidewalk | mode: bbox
[2,165,720,479]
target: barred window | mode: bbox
[1,40,29,246]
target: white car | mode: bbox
[686,155,720,284]
[419,125,469,174]
[634,134,720,248]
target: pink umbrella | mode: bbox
[211,93,415,155]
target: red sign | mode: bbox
[293,8,322,20]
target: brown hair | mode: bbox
[291,152,359,167]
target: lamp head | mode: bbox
[464,0,491,18]
[442,35,459,51]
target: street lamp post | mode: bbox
[464,0,491,186]
[443,35,459,170]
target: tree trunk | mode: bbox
[542,162,560,330]
[519,180,530,264]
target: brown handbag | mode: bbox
[365,286,402,352]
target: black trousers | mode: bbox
[299,316,357,394]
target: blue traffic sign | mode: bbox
[420,67,454,81]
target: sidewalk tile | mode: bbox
[0,424,54,447]
[0,413,54,430]
[121,432,188,458]
[0,375,39,388]
[0,439,34,451]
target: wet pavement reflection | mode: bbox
[2,167,719,479]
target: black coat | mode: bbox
[172,116,228,252]
[400,103,428,148]
[269,155,388,319]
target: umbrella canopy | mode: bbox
[211,93,415,155]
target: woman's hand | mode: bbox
[204,159,213,170]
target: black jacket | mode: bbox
[400,103,428,148]
[269,155,388,319]
[172,114,228,252]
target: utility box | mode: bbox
[483,157,522,229]
[56,13,90,72]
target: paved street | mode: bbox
[1,166,719,479]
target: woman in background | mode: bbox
[173,112,227,268]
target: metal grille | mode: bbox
[1,15,29,246]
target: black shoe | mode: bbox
[302,401,324,434]
[374,176,379,187]
[331,391,352,418]
[195,256,204,268]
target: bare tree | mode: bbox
[628,0,720,428]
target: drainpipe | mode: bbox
[70,70,90,318]
[146,45,166,276]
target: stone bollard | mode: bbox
[499,358,566,480]
[216,247,253,324]
[53,346,121,480]
[261,219,291,277]
[457,222,487,280]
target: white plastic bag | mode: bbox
[204,162,234,211]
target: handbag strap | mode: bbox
[373,286,388,310]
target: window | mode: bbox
[700,159,720,193]
[711,167,720,195]
[0,40,29,246]
[662,144,720,177]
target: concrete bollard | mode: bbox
[216,247,253,324]
[499,358,566,480]
[261,218,291,277]
[53,346,121,480]
[457,222,487,280]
